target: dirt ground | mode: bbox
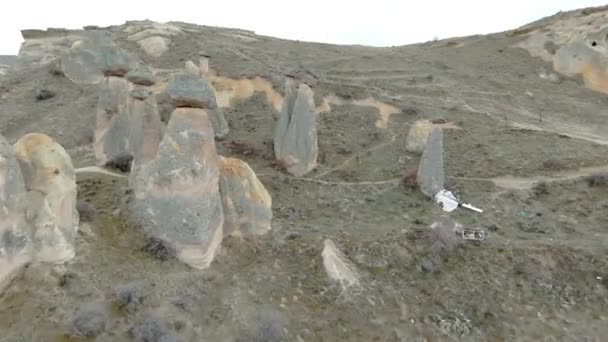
[1,8,608,342]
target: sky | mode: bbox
[0,0,606,55]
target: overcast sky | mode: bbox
[0,0,605,54]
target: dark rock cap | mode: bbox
[166,74,215,109]
[126,64,156,85]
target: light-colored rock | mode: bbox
[218,157,272,237]
[274,78,318,176]
[137,36,170,58]
[405,120,433,154]
[199,54,209,74]
[130,108,223,270]
[61,48,105,85]
[417,127,444,197]
[553,34,608,93]
[0,135,30,295]
[184,61,200,76]
[13,133,78,264]
[94,76,131,165]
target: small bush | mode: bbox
[401,167,418,191]
[35,89,55,101]
[586,172,608,187]
[419,217,463,257]
[236,310,286,342]
[130,312,182,342]
[104,153,133,173]
[229,140,264,157]
[76,200,97,222]
[115,282,143,313]
[65,303,108,338]
[141,237,174,261]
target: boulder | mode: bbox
[137,36,170,58]
[416,127,444,197]
[61,48,104,85]
[126,64,156,86]
[274,78,318,176]
[166,74,215,109]
[218,157,272,237]
[94,76,131,165]
[61,33,136,84]
[184,61,200,76]
[13,133,78,263]
[405,120,433,154]
[130,108,223,270]
[167,74,229,138]
[0,135,30,295]
[97,47,137,77]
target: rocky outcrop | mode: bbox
[94,76,131,165]
[167,74,229,138]
[274,77,318,176]
[17,28,83,66]
[61,33,136,85]
[218,157,272,237]
[417,127,444,197]
[130,107,224,270]
[0,135,30,295]
[124,22,184,58]
[13,133,79,264]
[516,12,608,94]
[406,120,433,154]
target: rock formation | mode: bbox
[406,120,433,154]
[167,74,229,139]
[184,61,200,76]
[0,135,30,295]
[94,74,131,165]
[131,76,224,270]
[274,76,319,176]
[417,127,444,197]
[218,157,272,237]
[126,64,163,180]
[199,52,210,75]
[124,21,184,58]
[127,87,164,182]
[13,133,79,264]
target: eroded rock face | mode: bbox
[94,76,131,165]
[128,86,163,180]
[61,32,136,84]
[0,135,30,295]
[417,127,444,197]
[274,78,318,176]
[167,74,229,138]
[406,120,433,154]
[131,108,223,270]
[218,157,272,237]
[553,33,608,93]
[13,133,78,264]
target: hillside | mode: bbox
[1,5,608,341]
